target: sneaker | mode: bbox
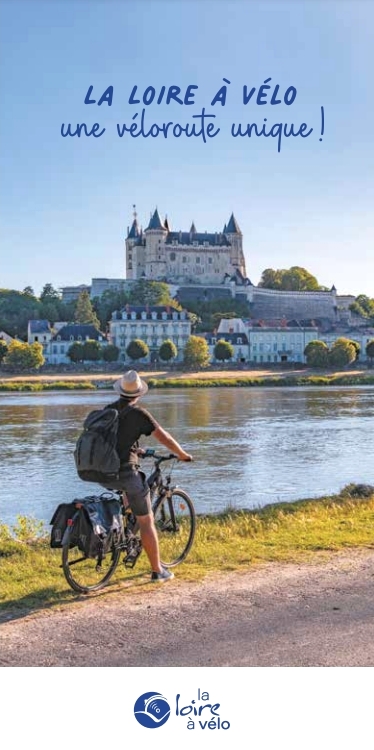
[151,566,174,583]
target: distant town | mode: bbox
[1,207,373,370]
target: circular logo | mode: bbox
[134,692,171,728]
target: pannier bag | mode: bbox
[50,495,124,558]
[74,405,131,483]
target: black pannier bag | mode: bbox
[50,503,77,548]
[50,495,124,557]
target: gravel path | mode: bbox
[2,549,374,667]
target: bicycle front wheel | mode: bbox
[62,521,121,594]
[153,489,196,567]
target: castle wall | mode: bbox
[249,287,337,321]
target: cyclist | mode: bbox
[104,370,192,582]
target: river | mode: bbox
[0,386,373,526]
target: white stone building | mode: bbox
[125,207,247,285]
[204,332,249,363]
[28,321,108,365]
[109,305,191,363]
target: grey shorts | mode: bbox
[101,465,152,517]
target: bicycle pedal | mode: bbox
[123,555,139,569]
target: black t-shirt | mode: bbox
[106,398,158,465]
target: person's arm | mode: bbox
[152,424,193,461]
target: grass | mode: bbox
[1,483,374,615]
[1,372,374,391]
[0,380,96,392]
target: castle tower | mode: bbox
[125,205,145,279]
[144,208,168,280]
[224,213,247,278]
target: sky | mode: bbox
[0,0,373,297]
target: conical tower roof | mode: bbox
[147,208,164,230]
[127,218,140,239]
[190,221,197,233]
[225,213,241,234]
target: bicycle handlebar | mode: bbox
[140,449,192,463]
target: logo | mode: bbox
[134,692,171,728]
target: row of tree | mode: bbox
[2,334,374,372]
[305,338,374,368]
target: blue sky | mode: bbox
[0,0,373,297]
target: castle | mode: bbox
[125,207,247,285]
[124,206,342,323]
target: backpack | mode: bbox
[73,405,131,483]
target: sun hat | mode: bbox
[113,370,148,398]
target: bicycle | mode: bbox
[61,449,196,593]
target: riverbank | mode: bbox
[0,367,373,391]
[1,483,373,615]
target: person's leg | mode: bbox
[120,467,173,579]
[136,514,162,573]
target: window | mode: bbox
[78,335,82,341]
[208,257,212,264]
[193,241,198,247]
[196,257,200,264]
[57,335,61,341]
[34,336,39,342]
[60,346,65,354]
[170,252,176,261]
[237,337,242,344]
[182,256,187,263]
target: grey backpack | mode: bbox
[74,406,130,483]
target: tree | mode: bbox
[183,335,210,368]
[126,339,149,361]
[22,286,35,297]
[4,341,44,371]
[366,339,374,365]
[92,289,130,330]
[348,339,360,360]
[304,340,329,368]
[349,295,374,321]
[0,339,8,363]
[67,342,85,363]
[159,339,177,362]
[0,289,40,339]
[74,291,100,329]
[102,344,120,362]
[40,283,61,302]
[258,266,321,291]
[214,340,234,362]
[82,339,102,361]
[129,280,179,308]
[328,338,356,368]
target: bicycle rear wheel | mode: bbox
[62,518,121,594]
[153,489,196,567]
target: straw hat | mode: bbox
[113,370,148,398]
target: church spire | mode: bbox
[190,221,197,233]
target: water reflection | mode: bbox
[0,387,373,525]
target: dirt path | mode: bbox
[2,550,374,667]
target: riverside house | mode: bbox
[27,321,108,364]
[109,304,191,363]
